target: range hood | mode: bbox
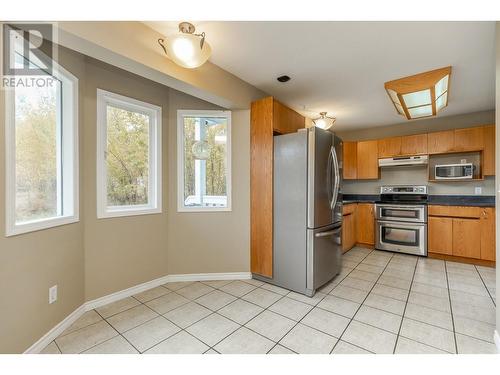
[379,155,428,167]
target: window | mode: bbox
[5,49,79,236]
[177,110,231,212]
[96,90,162,218]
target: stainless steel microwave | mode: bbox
[435,163,474,179]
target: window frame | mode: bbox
[96,89,162,219]
[4,62,79,237]
[177,109,232,213]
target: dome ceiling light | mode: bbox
[384,66,452,120]
[313,112,336,130]
[157,22,211,69]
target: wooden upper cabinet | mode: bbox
[401,134,428,155]
[356,140,379,179]
[378,137,401,158]
[427,130,455,154]
[454,127,484,152]
[356,203,375,245]
[272,99,305,134]
[483,125,495,176]
[343,141,357,179]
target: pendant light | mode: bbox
[158,22,211,69]
[313,112,336,130]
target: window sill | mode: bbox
[5,215,80,237]
[177,207,232,213]
[97,207,162,219]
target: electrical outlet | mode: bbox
[474,187,482,195]
[49,285,58,304]
[460,159,467,164]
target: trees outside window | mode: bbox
[97,90,162,218]
[177,110,231,212]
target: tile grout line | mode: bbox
[269,247,374,354]
[474,264,496,307]
[391,255,418,354]
[330,250,397,354]
[444,261,459,354]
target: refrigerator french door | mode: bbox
[265,127,342,296]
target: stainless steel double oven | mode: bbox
[375,186,428,256]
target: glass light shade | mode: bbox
[164,34,211,69]
[436,92,448,110]
[435,75,449,98]
[408,105,433,119]
[192,140,211,160]
[402,89,431,108]
[313,116,335,130]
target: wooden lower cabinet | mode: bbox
[342,205,357,252]
[428,216,453,255]
[428,205,495,262]
[452,218,481,259]
[356,203,375,245]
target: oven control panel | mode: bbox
[380,185,427,194]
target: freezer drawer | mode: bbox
[306,224,342,293]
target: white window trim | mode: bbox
[4,63,79,237]
[177,109,232,212]
[96,89,162,219]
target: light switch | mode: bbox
[474,187,482,195]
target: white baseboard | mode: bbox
[24,271,251,353]
[85,274,171,311]
[24,304,86,354]
[167,272,251,282]
[494,330,500,354]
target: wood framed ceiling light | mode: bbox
[384,66,451,120]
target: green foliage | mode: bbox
[15,85,58,222]
[106,106,149,206]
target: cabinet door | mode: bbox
[342,212,356,253]
[483,125,495,176]
[480,208,495,261]
[357,140,379,179]
[401,134,428,155]
[378,137,401,158]
[356,203,374,245]
[272,99,305,134]
[454,127,484,152]
[427,130,455,154]
[343,141,357,179]
[428,216,453,255]
[452,218,481,259]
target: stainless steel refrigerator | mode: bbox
[265,126,343,296]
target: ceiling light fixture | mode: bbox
[384,66,451,120]
[158,22,211,69]
[313,112,336,130]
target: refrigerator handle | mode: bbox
[327,146,333,207]
[330,146,340,209]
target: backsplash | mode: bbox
[342,165,495,195]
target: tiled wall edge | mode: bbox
[23,271,251,354]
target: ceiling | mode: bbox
[145,22,496,131]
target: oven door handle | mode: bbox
[375,204,427,209]
[377,220,426,229]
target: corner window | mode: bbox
[96,90,162,218]
[5,50,79,236]
[177,110,231,212]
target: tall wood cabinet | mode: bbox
[250,97,305,278]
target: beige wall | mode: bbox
[0,44,253,352]
[166,101,250,274]
[0,47,86,354]
[82,59,171,301]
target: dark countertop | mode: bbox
[343,194,495,207]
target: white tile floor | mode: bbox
[40,247,497,354]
